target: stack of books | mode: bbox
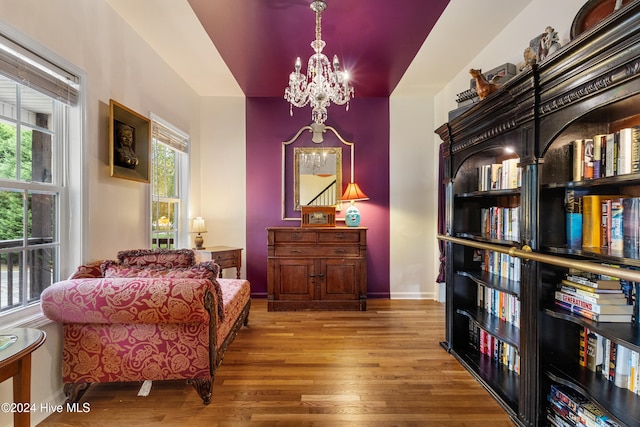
[547,384,622,427]
[554,274,632,323]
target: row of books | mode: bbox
[580,327,640,395]
[477,157,521,191]
[468,321,520,374]
[480,249,521,282]
[554,274,633,323]
[547,384,621,427]
[480,205,519,241]
[565,192,640,254]
[477,284,520,328]
[571,126,640,181]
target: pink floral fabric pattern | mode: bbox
[100,260,225,321]
[41,272,251,386]
[61,322,211,383]
[117,248,195,269]
[41,278,213,324]
[69,260,104,279]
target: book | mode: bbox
[593,134,604,178]
[614,345,631,389]
[555,291,633,315]
[609,341,617,383]
[579,326,587,367]
[565,188,583,247]
[623,197,640,254]
[565,275,622,290]
[601,199,611,248]
[618,127,633,175]
[554,300,632,322]
[572,139,584,181]
[582,195,617,247]
[605,133,616,177]
[599,133,607,178]
[561,279,623,294]
[610,198,625,251]
[632,125,640,173]
[559,285,626,303]
[583,138,594,179]
[586,331,603,373]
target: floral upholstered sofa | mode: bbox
[40,249,251,404]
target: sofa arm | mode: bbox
[41,277,215,324]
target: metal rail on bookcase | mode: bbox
[437,234,640,283]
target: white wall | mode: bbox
[389,96,439,299]
[198,97,247,277]
[0,1,225,425]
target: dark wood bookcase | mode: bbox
[436,3,640,426]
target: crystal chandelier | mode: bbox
[284,0,354,125]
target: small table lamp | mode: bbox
[340,182,369,227]
[191,217,207,249]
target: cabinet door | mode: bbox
[319,259,360,300]
[272,258,314,301]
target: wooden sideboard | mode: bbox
[267,227,367,311]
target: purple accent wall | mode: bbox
[246,97,390,299]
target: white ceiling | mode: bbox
[105,0,532,98]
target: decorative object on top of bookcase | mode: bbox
[571,0,633,39]
[534,26,561,62]
[469,68,502,100]
[436,3,640,425]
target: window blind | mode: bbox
[152,121,189,153]
[0,34,79,106]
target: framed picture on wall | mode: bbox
[109,99,151,183]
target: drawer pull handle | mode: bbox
[290,250,301,254]
[335,249,346,253]
[335,233,344,239]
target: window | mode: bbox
[150,116,189,249]
[0,29,80,321]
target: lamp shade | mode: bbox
[191,217,207,234]
[340,182,369,202]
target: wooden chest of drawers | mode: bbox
[267,227,367,311]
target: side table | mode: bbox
[201,246,242,279]
[0,328,46,427]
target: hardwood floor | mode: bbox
[38,299,515,426]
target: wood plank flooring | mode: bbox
[38,299,515,426]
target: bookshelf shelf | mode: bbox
[544,307,640,354]
[457,307,520,349]
[454,349,520,415]
[457,270,520,297]
[436,3,640,425]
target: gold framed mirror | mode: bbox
[282,124,354,221]
[294,147,342,210]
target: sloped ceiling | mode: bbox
[105,0,534,98]
[187,0,449,97]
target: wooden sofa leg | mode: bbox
[187,378,212,404]
[64,383,91,404]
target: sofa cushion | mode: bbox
[116,248,195,269]
[100,260,224,321]
[69,260,105,279]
